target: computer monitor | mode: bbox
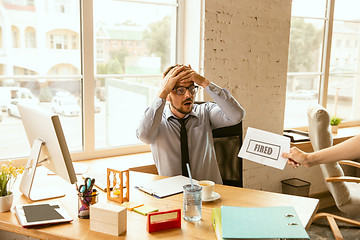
[17,102,77,201]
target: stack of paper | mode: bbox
[135,175,198,198]
[211,206,309,239]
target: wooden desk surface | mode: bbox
[0,171,319,240]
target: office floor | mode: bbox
[308,205,360,240]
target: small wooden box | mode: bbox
[90,202,127,236]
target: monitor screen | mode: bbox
[17,102,76,201]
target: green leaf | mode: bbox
[330,116,342,126]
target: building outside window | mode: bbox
[55,0,66,14]
[25,27,36,48]
[11,26,20,48]
[93,0,177,149]
[285,0,360,128]
[72,34,77,49]
[0,0,180,161]
[0,27,2,48]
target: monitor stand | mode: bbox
[19,139,65,201]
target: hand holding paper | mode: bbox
[238,127,290,170]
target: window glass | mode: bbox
[285,0,360,128]
[285,14,324,128]
[287,18,324,73]
[329,10,360,122]
[94,0,177,149]
[0,0,81,159]
[330,21,360,74]
[0,27,2,48]
[25,27,36,48]
[327,74,360,121]
[291,0,326,18]
[334,0,360,21]
[328,20,360,122]
[12,26,20,48]
[284,75,320,128]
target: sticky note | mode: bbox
[121,202,144,211]
[133,205,158,216]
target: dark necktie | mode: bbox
[178,118,190,177]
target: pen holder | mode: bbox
[78,191,98,219]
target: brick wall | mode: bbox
[202,0,327,194]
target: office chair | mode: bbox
[307,104,360,240]
[194,101,243,187]
[212,121,243,187]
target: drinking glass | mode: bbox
[183,184,202,222]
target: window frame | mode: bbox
[286,0,360,129]
[0,0,188,162]
[0,0,205,162]
[72,0,184,161]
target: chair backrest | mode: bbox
[212,121,243,187]
[195,101,243,187]
[307,104,350,208]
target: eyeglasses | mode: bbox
[173,86,199,95]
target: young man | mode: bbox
[136,65,245,183]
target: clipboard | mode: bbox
[135,175,198,198]
[14,202,73,227]
[283,129,310,142]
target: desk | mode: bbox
[0,171,319,240]
[292,126,360,152]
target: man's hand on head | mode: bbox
[183,65,210,88]
[158,65,192,99]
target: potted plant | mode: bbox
[330,116,342,133]
[0,161,24,212]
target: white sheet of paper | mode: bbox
[238,127,290,170]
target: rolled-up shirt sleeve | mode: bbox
[136,97,166,144]
[205,82,245,129]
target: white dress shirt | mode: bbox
[136,82,245,184]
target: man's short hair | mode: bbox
[162,64,184,77]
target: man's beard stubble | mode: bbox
[169,97,193,115]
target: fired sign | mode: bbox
[238,127,290,170]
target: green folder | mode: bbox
[220,206,310,239]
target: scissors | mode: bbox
[78,177,95,195]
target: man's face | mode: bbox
[167,81,196,118]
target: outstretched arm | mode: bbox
[283,135,360,168]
